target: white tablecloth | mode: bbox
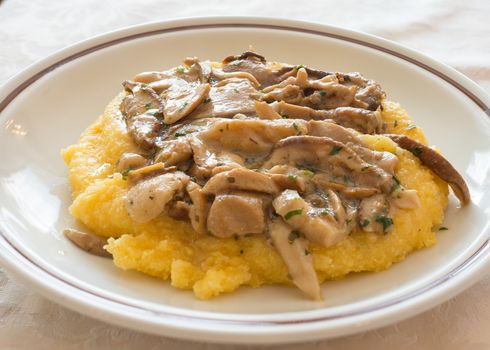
[1,0,489,348]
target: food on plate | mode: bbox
[62,51,469,300]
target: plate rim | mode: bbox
[1,16,490,344]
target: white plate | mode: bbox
[0,17,490,344]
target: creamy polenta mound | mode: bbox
[62,53,468,300]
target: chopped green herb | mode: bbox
[406,124,417,130]
[174,131,186,138]
[361,165,370,172]
[347,155,353,160]
[319,91,327,97]
[292,123,301,135]
[233,61,244,66]
[439,226,449,231]
[227,177,236,183]
[179,102,188,110]
[330,145,343,156]
[288,174,298,182]
[413,146,423,155]
[176,66,185,74]
[376,216,393,232]
[281,114,289,119]
[144,102,152,110]
[233,88,240,93]
[285,208,303,220]
[390,176,401,193]
[343,175,350,183]
[204,98,212,103]
[121,168,131,180]
[295,64,306,70]
[288,231,300,242]
[304,249,310,256]
[302,169,315,177]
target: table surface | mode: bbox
[1,0,489,349]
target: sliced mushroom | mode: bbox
[126,114,163,150]
[154,138,193,167]
[63,228,111,258]
[189,78,258,119]
[186,181,209,234]
[163,83,210,124]
[386,134,470,205]
[207,192,266,237]
[116,153,147,173]
[358,194,393,233]
[202,168,279,195]
[269,217,321,300]
[254,101,282,120]
[120,81,163,118]
[126,171,189,223]
[272,189,348,247]
[126,163,176,182]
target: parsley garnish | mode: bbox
[121,168,131,180]
[304,249,310,256]
[176,66,185,73]
[376,216,393,232]
[144,102,152,110]
[288,174,297,181]
[295,64,306,70]
[292,123,301,135]
[284,209,303,220]
[204,98,212,103]
[330,145,343,155]
[281,114,289,119]
[302,169,315,177]
[360,219,370,227]
[413,146,423,155]
[319,91,327,97]
[439,226,449,231]
[174,131,186,138]
[233,88,239,93]
[406,124,417,130]
[179,102,188,110]
[390,176,401,193]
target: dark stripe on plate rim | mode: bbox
[0,22,489,327]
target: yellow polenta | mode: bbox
[62,95,448,299]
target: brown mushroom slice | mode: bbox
[186,181,209,234]
[358,194,393,233]
[272,189,348,247]
[63,228,111,258]
[212,68,260,88]
[126,171,189,223]
[221,52,282,87]
[313,174,380,198]
[154,138,193,167]
[163,83,211,124]
[202,168,279,195]
[265,136,394,192]
[120,81,163,118]
[197,118,308,156]
[386,134,470,205]
[270,173,306,192]
[116,153,147,173]
[126,163,176,182]
[254,101,282,120]
[309,120,397,172]
[207,192,266,237]
[126,114,163,150]
[189,78,259,119]
[269,217,321,300]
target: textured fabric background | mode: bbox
[0,0,489,348]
